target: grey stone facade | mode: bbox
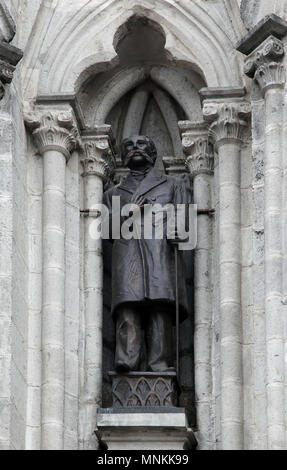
[1,0,287,450]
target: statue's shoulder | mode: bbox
[103,182,121,202]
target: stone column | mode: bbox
[26,111,79,450]
[179,121,214,449]
[243,35,286,450]
[80,127,115,449]
[203,100,250,449]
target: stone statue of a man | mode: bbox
[103,136,190,373]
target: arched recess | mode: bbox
[30,0,245,98]
[77,15,205,170]
[82,15,197,421]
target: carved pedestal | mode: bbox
[96,372,196,450]
[109,372,178,409]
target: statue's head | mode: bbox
[121,135,157,170]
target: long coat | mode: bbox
[103,168,192,321]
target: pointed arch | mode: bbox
[31,0,245,97]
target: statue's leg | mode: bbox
[115,304,142,372]
[146,309,173,372]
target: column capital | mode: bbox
[0,41,23,100]
[203,101,251,149]
[178,121,214,177]
[25,110,80,160]
[81,126,116,181]
[243,36,285,94]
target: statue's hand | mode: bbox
[131,194,147,209]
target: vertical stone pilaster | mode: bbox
[203,99,250,450]
[25,110,79,450]
[242,32,286,450]
[179,121,214,450]
[0,6,22,448]
[79,126,115,450]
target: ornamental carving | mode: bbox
[244,36,285,93]
[179,121,214,176]
[110,372,178,408]
[82,137,116,181]
[25,111,80,160]
[203,102,251,147]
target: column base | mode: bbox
[96,408,197,450]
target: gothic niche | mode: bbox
[77,15,206,425]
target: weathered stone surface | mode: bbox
[1,0,287,452]
[0,2,16,43]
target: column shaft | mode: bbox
[243,34,286,449]
[203,100,250,449]
[264,86,285,449]
[82,174,104,448]
[25,110,78,450]
[218,141,243,449]
[179,121,214,449]
[80,130,114,449]
[193,173,213,449]
[42,149,66,449]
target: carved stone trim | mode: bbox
[81,131,116,181]
[0,40,22,100]
[179,121,214,177]
[243,36,285,94]
[203,102,251,148]
[109,372,178,408]
[25,111,80,160]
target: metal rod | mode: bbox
[197,208,215,216]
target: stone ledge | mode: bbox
[236,14,287,55]
[200,87,246,100]
[96,409,197,450]
[97,410,188,428]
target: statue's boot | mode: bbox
[115,305,142,372]
[146,310,173,372]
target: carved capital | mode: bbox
[25,111,80,160]
[203,102,251,148]
[82,133,116,181]
[178,121,214,177]
[244,36,285,94]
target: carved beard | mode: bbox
[125,149,154,166]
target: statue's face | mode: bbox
[121,135,155,169]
